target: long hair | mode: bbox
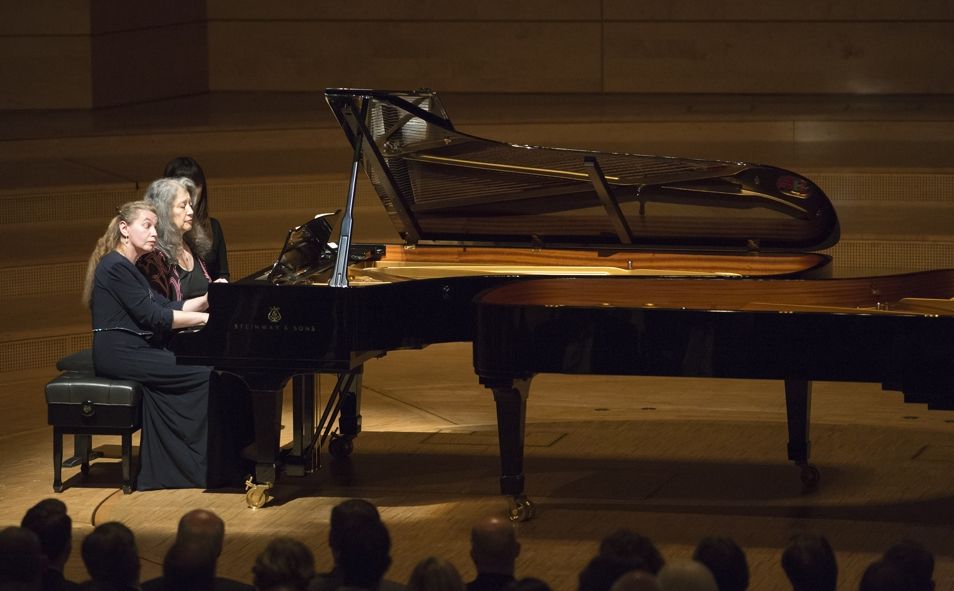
[163,156,211,237]
[82,200,156,308]
[143,177,211,262]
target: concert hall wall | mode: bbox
[3,1,953,109]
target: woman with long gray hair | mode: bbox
[137,177,214,300]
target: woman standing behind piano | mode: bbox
[136,177,213,299]
[82,200,211,490]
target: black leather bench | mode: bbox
[45,350,142,493]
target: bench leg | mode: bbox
[52,428,63,492]
[121,432,133,494]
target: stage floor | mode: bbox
[4,342,954,589]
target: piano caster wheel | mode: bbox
[508,496,535,522]
[329,435,354,459]
[799,464,820,490]
[244,476,274,509]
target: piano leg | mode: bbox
[487,377,536,522]
[242,378,287,486]
[286,374,317,476]
[784,379,819,489]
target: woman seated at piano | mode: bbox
[136,177,215,300]
[82,200,212,489]
[162,156,230,281]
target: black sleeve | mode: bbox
[212,217,230,280]
[104,261,180,332]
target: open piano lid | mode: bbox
[325,88,839,253]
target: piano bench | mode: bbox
[45,370,143,494]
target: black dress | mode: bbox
[205,217,229,280]
[91,251,209,490]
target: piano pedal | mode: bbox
[244,475,274,509]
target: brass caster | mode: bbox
[244,476,274,509]
[508,495,535,522]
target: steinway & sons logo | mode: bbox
[232,305,318,333]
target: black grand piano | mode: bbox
[474,275,954,519]
[172,88,844,505]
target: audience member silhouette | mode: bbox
[80,521,140,591]
[882,539,935,591]
[309,499,403,591]
[692,537,749,591]
[780,534,837,591]
[406,556,465,591]
[0,526,44,591]
[251,537,315,591]
[20,499,81,591]
[599,529,664,575]
[466,516,521,591]
[578,555,644,591]
[332,519,394,591]
[609,571,660,591]
[858,559,913,591]
[513,578,552,591]
[656,560,718,591]
[142,509,252,591]
[159,539,217,591]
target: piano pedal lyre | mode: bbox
[244,475,274,509]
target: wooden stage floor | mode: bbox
[3,343,954,590]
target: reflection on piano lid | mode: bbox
[325,88,840,253]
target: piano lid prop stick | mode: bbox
[330,98,369,288]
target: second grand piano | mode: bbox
[171,88,841,503]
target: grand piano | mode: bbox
[171,88,843,505]
[474,274,954,519]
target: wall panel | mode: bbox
[0,37,92,109]
[206,0,599,21]
[209,21,602,93]
[604,22,954,94]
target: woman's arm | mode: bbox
[180,293,208,312]
[172,310,208,329]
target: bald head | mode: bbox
[657,560,718,591]
[611,571,661,591]
[177,509,225,557]
[470,516,520,575]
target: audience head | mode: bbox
[578,555,644,591]
[515,577,553,591]
[780,533,837,591]
[20,498,72,569]
[80,521,140,588]
[470,515,521,575]
[82,200,158,307]
[859,559,912,591]
[164,156,210,226]
[0,526,44,590]
[329,498,382,560]
[252,537,315,591]
[600,529,665,575]
[177,509,226,558]
[162,538,217,591]
[406,556,466,591]
[610,571,661,591]
[336,518,392,589]
[692,537,749,591]
[883,539,934,591]
[656,560,718,591]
